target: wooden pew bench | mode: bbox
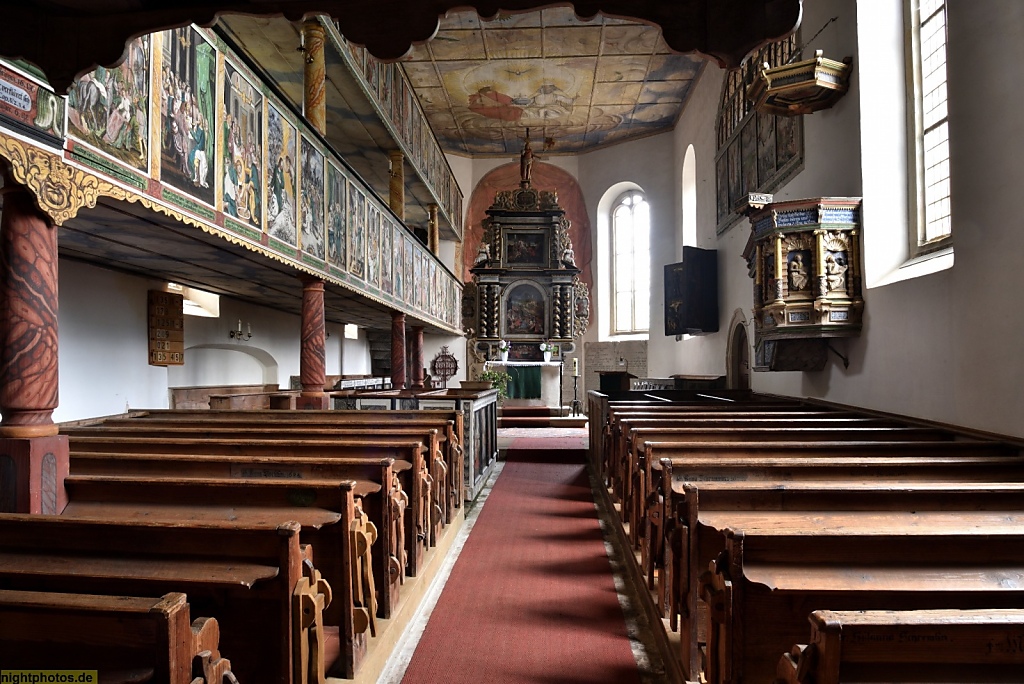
[603,409,862,497]
[0,589,235,684]
[0,514,324,684]
[643,444,1024,655]
[65,422,452,535]
[60,474,377,680]
[67,453,408,619]
[106,408,465,512]
[666,479,1024,679]
[776,608,1024,684]
[618,425,951,552]
[699,512,1024,684]
[635,439,1010,584]
[593,397,814,479]
[65,436,432,577]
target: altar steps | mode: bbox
[498,405,588,429]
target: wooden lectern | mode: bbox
[598,371,637,393]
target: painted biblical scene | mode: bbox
[300,137,325,260]
[414,251,424,309]
[347,180,366,279]
[266,104,297,245]
[221,61,262,228]
[68,36,150,170]
[366,204,380,287]
[393,224,405,301]
[505,232,546,266]
[160,27,216,205]
[381,217,394,294]
[505,283,546,335]
[326,162,346,268]
[404,236,414,304]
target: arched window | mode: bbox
[681,144,697,252]
[611,191,650,334]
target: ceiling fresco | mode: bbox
[402,8,705,156]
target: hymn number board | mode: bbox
[148,290,184,366]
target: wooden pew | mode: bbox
[67,453,407,617]
[668,478,1024,679]
[65,422,452,536]
[0,590,236,683]
[643,446,1024,680]
[699,512,1024,684]
[590,393,810,478]
[603,408,858,497]
[65,435,432,577]
[0,514,324,684]
[106,408,466,512]
[60,474,379,676]
[776,608,1024,684]
[619,425,951,552]
[637,439,1010,590]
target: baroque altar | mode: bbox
[464,137,590,384]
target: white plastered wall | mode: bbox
[660,0,1024,437]
[55,258,375,421]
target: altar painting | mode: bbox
[505,283,546,336]
[505,232,546,267]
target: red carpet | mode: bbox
[400,448,641,683]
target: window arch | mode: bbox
[611,190,650,335]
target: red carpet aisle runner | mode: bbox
[400,448,642,684]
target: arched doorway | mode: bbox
[726,311,751,390]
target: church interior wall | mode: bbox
[54,257,377,422]
[706,0,1023,437]
[577,132,676,377]
[56,259,172,421]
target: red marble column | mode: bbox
[391,310,406,389]
[410,325,424,390]
[0,178,69,513]
[297,277,330,410]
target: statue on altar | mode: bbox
[520,129,535,187]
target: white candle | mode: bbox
[572,358,579,376]
[237,319,242,332]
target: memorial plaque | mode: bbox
[148,290,184,366]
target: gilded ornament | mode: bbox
[0,132,128,225]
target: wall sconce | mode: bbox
[229,319,253,340]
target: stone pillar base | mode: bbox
[0,434,68,514]
[296,392,331,410]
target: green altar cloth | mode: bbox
[507,365,543,399]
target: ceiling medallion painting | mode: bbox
[402,7,704,155]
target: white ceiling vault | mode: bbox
[402,7,707,156]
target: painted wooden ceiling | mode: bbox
[402,8,705,155]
